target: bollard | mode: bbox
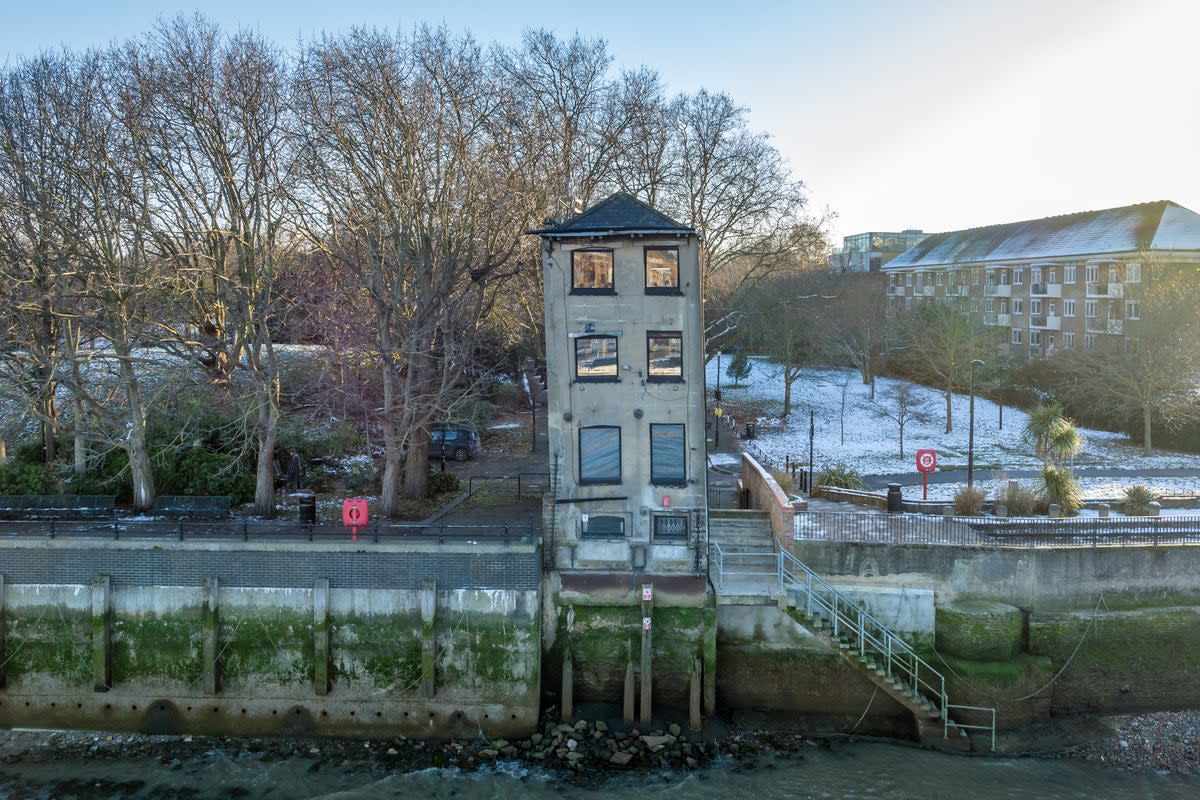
[1098,503,1110,519]
[1149,501,1161,517]
[886,484,902,513]
[1049,503,1061,518]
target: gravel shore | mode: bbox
[1061,711,1200,776]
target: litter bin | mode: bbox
[744,422,756,440]
[886,483,902,513]
[297,493,316,524]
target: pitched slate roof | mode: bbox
[530,192,695,238]
[883,201,1200,269]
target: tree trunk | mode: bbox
[117,349,155,512]
[898,421,905,459]
[0,439,6,467]
[944,386,953,434]
[253,381,281,518]
[38,386,56,464]
[782,376,793,419]
[1143,406,1153,456]
[403,442,429,500]
[73,396,86,474]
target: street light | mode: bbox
[967,359,985,489]
[714,350,722,402]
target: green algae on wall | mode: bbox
[1028,606,1200,714]
[112,615,205,685]
[5,607,92,687]
[332,614,425,691]
[218,610,315,691]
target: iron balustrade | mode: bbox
[0,518,537,545]
[793,511,1200,547]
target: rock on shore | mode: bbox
[1063,711,1200,776]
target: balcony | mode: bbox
[1085,317,1123,333]
[996,313,1011,326]
[987,284,1011,297]
[1107,319,1123,335]
[921,286,934,296]
[983,313,997,325]
[1086,282,1124,298]
[1030,282,1062,297]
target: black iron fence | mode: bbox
[466,472,550,500]
[794,512,1200,548]
[0,518,537,545]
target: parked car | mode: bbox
[429,425,482,461]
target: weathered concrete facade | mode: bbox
[534,194,708,574]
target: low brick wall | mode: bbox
[740,454,797,547]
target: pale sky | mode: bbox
[2,0,1198,244]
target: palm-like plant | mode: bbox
[1024,403,1084,467]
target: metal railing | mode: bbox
[777,548,993,746]
[709,541,778,589]
[0,518,537,545]
[466,472,550,500]
[794,511,1200,547]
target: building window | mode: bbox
[1109,265,1120,283]
[647,332,683,380]
[581,514,625,539]
[1013,269,1024,284]
[905,273,913,286]
[1086,264,1099,283]
[1063,299,1076,317]
[1048,269,1057,284]
[1031,299,1042,315]
[1064,265,1077,284]
[1048,302,1056,317]
[1064,331,1075,348]
[1013,299,1024,314]
[1126,300,1140,320]
[644,247,680,292]
[1126,262,1141,283]
[572,249,614,292]
[998,270,1010,286]
[1030,330,1042,346]
[935,272,944,286]
[985,299,995,314]
[999,300,1009,314]
[575,336,619,380]
[652,515,689,542]
[1012,328,1023,345]
[1085,301,1097,318]
[1047,334,1056,350]
[1085,334,1096,350]
[1031,268,1042,284]
[650,424,686,486]
[579,426,621,484]
[905,297,912,310]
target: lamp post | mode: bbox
[968,359,985,489]
[714,350,722,401]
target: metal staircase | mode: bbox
[777,548,995,751]
[707,513,996,751]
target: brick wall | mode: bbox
[0,541,540,590]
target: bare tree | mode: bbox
[118,17,297,516]
[817,272,896,397]
[296,27,528,512]
[1058,262,1200,454]
[894,301,1002,433]
[872,382,932,459]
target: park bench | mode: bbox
[149,495,233,519]
[0,494,116,520]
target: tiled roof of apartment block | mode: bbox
[529,192,695,238]
[883,201,1200,269]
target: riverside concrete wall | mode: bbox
[785,540,1200,729]
[0,539,541,739]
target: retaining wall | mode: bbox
[0,539,541,738]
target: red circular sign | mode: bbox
[916,449,937,473]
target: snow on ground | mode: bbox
[708,356,1200,500]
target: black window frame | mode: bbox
[571,248,615,294]
[581,514,626,539]
[649,423,687,486]
[579,425,622,485]
[574,335,620,382]
[652,514,689,542]
[644,246,681,294]
[646,331,683,382]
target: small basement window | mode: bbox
[581,515,625,538]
